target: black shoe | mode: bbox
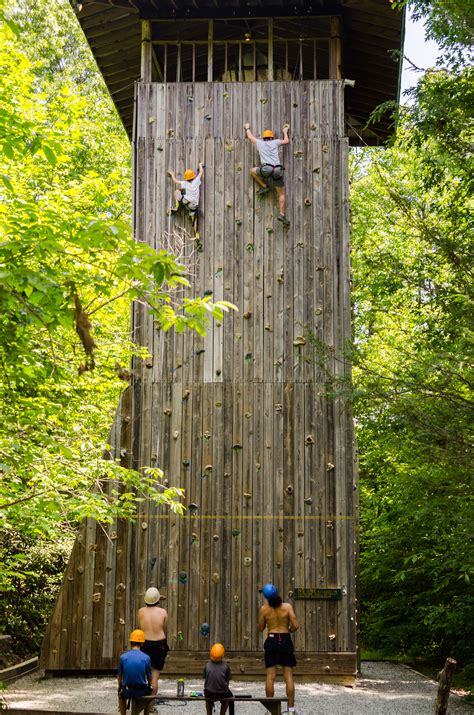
[257,186,270,196]
[277,213,290,226]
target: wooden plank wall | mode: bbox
[42,81,357,677]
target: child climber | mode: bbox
[203,642,234,715]
[168,162,204,239]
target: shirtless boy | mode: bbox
[257,583,299,714]
[137,587,169,697]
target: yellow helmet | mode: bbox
[210,643,225,662]
[262,130,274,139]
[129,629,145,644]
[184,169,196,180]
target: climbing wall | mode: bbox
[42,80,357,678]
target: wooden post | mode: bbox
[141,20,152,83]
[329,16,342,80]
[207,19,213,82]
[435,658,457,715]
[268,18,274,81]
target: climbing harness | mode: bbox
[259,163,284,180]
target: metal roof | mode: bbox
[72,0,405,144]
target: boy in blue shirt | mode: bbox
[118,629,153,715]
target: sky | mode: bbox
[400,8,442,95]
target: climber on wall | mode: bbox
[244,122,290,226]
[168,161,204,241]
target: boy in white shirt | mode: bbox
[168,161,204,239]
[244,123,290,226]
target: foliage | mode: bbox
[0,0,234,609]
[351,60,473,668]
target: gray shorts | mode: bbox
[256,165,285,187]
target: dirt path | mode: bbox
[3,661,472,714]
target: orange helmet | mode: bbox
[210,643,225,662]
[262,130,274,139]
[129,629,145,644]
[184,169,196,180]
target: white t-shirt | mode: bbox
[179,175,201,206]
[256,138,282,166]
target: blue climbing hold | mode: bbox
[200,622,210,637]
[262,583,278,599]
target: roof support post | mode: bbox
[141,20,152,83]
[329,16,342,80]
[267,18,274,81]
[207,19,214,82]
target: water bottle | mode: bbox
[177,678,185,697]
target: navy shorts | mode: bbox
[264,633,296,668]
[141,639,169,671]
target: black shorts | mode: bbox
[256,165,285,187]
[141,639,169,671]
[264,633,297,668]
[204,688,233,703]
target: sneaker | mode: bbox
[277,213,290,226]
[257,186,270,196]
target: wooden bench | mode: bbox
[133,694,288,714]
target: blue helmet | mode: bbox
[262,583,278,599]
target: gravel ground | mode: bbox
[3,662,472,714]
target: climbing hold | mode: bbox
[157,146,163,151]
[326,462,335,471]
[173,430,179,440]
[256,462,261,471]
[246,243,254,252]
[259,98,268,104]
[212,573,220,584]
[179,571,188,584]
[223,92,230,99]
[188,502,199,513]
[232,528,240,537]
[297,530,304,537]
[215,401,222,407]
[203,431,211,440]
[233,444,242,451]
[187,95,194,102]
[277,271,284,283]
[275,403,282,413]
[205,464,213,472]
[245,353,252,363]
[235,333,241,340]
[149,557,157,570]
[328,633,336,640]
[245,412,252,419]
[244,492,252,499]
[226,201,232,208]
[141,522,148,530]
[225,143,233,152]
[305,435,314,445]
[182,459,190,468]
[178,630,184,640]
[167,129,174,138]
[243,311,252,319]
[196,348,205,355]
[304,497,313,505]
[276,561,281,568]
[244,556,252,566]
[148,116,155,124]
[294,150,303,157]
[191,533,199,544]
[235,218,242,226]
[293,102,298,107]
[204,114,212,120]
[304,198,312,206]
[297,550,303,557]
[293,336,306,346]
[200,622,210,636]
[213,534,219,541]
[286,484,294,495]
[266,227,273,234]
[111,531,117,540]
[92,593,101,602]
[312,167,320,173]
[183,390,191,400]
[323,144,328,152]
[265,325,272,332]
[310,123,317,130]
[224,472,231,479]
[163,408,172,416]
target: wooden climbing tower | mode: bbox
[42,1,404,680]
